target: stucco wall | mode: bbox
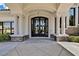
[0,3,77,38]
[0,15,15,22]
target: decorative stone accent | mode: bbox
[77,25,79,35]
[65,26,78,35]
[56,35,69,41]
[10,35,29,42]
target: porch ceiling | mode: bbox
[57,3,74,13]
[2,3,75,16]
[6,3,60,10]
[5,3,60,15]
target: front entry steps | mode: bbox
[10,35,55,42]
[29,38,55,41]
[23,38,55,44]
[10,34,69,42]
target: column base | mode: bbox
[56,34,69,41]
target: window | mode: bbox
[65,17,67,28]
[12,22,14,34]
[0,21,14,34]
[60,17,62,28]
[60,17,62,34]
[69,8,75,26]
[78,7,79,24]
[55,17,56,34]
[3,22,11,34]
[0,22,3,34]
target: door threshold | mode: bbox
[30,37,50,39]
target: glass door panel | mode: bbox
[31,17,48,37]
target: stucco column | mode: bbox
[61,16,65,34]
[19,15,23,35]
[66,10,70,28]
[67,16,69,27]
[14,16,19,35]
[75,6,78,27]
[56,16,60,35]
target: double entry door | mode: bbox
[31,17,48,37]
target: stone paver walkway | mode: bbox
[0,39,73,56]
[58,42,79,56]
[0,42,20,55]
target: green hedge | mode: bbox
[68,36,79,43]
[0,33,10,42]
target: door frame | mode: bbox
[31,16,49,37]
[29,16,50,38]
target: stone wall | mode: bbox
[56,36,69,41]
[65,25,79,35]
[10,35,29,42]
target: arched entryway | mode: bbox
[28,9,54,38]
[31,16,48,37]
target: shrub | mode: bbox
[0,33,10,42]
[68,36,79,43]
